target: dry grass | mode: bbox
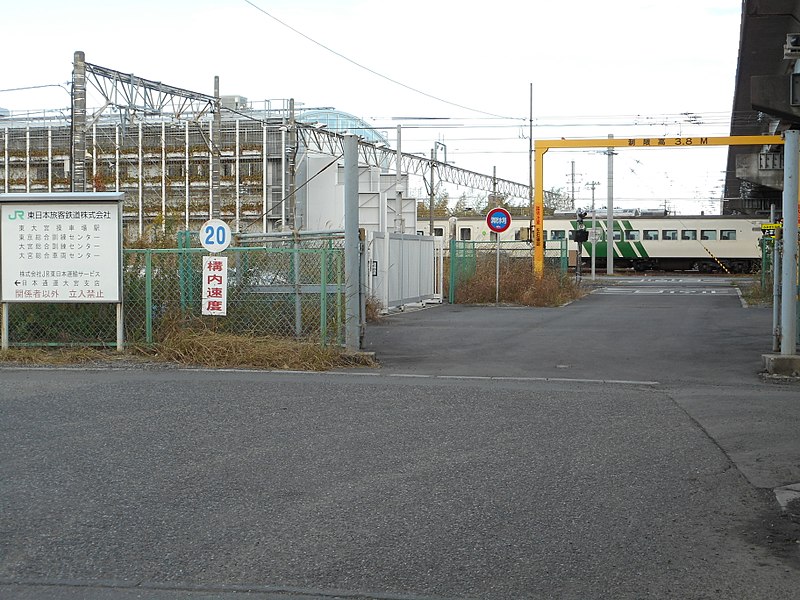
[738,275,774,306]
[0,347,120,365]
[138,321,375,370]
[456,257,585,306]
[365,295,383,322]
[0,322,376,371]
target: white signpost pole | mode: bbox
[2,303,8,351]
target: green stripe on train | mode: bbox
[616,241,638,258]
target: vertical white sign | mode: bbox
[201,255,228,316]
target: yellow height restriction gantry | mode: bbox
[531,135,785,276]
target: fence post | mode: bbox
[336,249,344,345]
[1,303,8,350]
[145,249,153,344]
[178,231,192,313]
[293,235,302,338]
[360,228,367,346]
[449,238,456,304]
[320,247,328,346]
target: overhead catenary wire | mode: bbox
[240,0,519,121]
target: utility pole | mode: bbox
[211,76,221,219]
[781,129,798,355]
[492,166,498,207]
[429,148,435,236]
[571,161,576,211]
[587,181,599,280]
[70,51,87,193]
[288,98,297,229]
[529,83,534,245]
[429,141,447,236]
[607,134,614,274]
[343,134,360,351]
[770,203,780,352]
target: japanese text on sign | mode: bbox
[486,207,512,233]
[626,137,710,147]
[201,255,228,316]
[1,203,120,303]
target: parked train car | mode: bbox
[547,215,766,272]
[422,214,767,272]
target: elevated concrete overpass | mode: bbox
[726,0,800,216]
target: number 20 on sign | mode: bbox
[199,219,232,253]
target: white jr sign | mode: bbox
[1,202,121,303]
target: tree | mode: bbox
[543,187,573,215]
[434,189,450,217]
[452,193,470,216]
[418,189,450,218]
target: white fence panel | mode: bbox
[369,232,441,310]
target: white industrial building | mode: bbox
[0,99,418,239]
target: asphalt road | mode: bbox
[1,275,799,599]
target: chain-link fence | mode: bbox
[759,236,800,346]
[448,239,568,303]
[3,239,346,348]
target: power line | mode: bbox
[241,0,519,120]
[0,83,71,96]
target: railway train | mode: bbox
[420,212,769,273]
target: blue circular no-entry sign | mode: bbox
[486,207,512,233]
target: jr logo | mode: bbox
[7,210,25,220]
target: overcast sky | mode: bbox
[1,0,743,214]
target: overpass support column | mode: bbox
[781,130,798,355]
[763,129,800,376]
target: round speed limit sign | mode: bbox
[199,219,232,253]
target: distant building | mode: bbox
[0,101,416,237]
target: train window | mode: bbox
[612,230,621,241]
[551,230,566,240]
[514,228,527,241]
[460,227,471,240]
[681,230,697,240]
[624,230,640,241]
[644,229,659,240]
[434,227,444,237]
[663,229,678,240]
[720,230,737,240]
[700,229,717,240]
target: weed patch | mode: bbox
[455,256,584,306]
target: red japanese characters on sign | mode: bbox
[201,255,228,316]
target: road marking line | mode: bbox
[0,366,659,385]
[401,374,659,386]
